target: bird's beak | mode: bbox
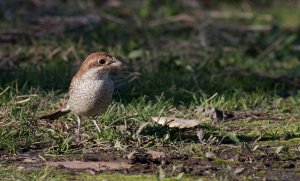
[108,58,123,70]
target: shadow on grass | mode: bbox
[141,124,300,144]
[0,50,297,105]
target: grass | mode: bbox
[0,166,199,181]
[1,0,300,180]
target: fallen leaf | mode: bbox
[196,129,204,141]
[47,161,132,171]
[234,167,245,175]
[151,117,203,128]
[23,157,38,163]
[146,150,166,160]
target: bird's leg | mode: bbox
[75,115,81,142]
[91,117,101,133]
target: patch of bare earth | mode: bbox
[1,147,300,180]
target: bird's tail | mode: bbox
[39,108,70,120]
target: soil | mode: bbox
[1,147,300,180]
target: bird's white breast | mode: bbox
[68,69,114,117]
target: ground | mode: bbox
[1,0,300,180]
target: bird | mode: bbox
[39,52,123,140]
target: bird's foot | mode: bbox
[75,130,81,143]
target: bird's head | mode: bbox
[76,52,123,80]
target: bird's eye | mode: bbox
[98,59,106,64]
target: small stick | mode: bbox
[0,86,10,97]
